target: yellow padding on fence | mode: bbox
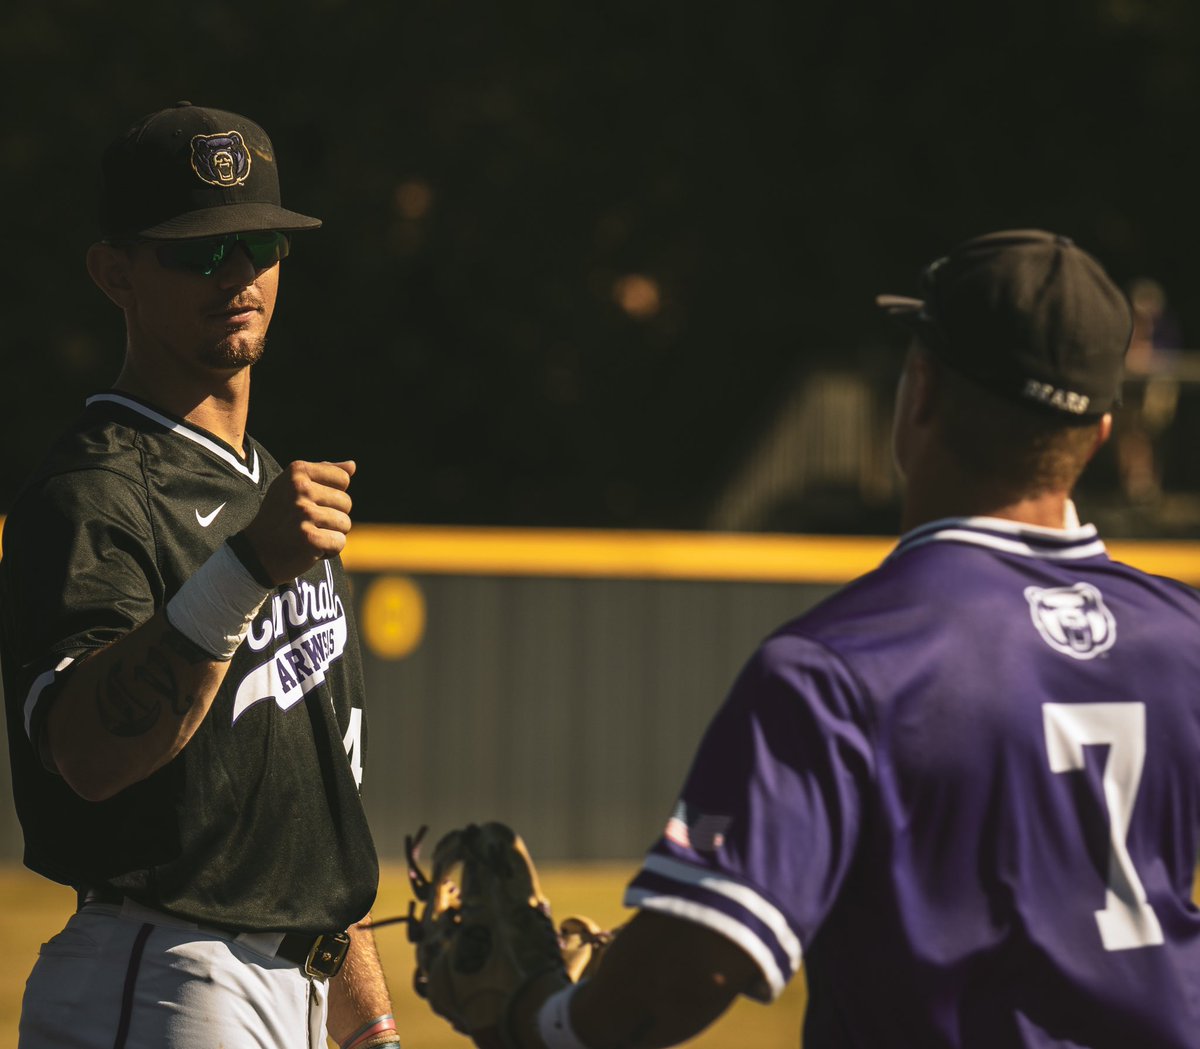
[342,525,1200,585]
[1,516,1194,585]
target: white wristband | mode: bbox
[166,542,272,661]
[535,983,589,1049]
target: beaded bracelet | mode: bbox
[340,1014,398,1049]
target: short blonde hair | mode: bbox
[931,359,1104,496]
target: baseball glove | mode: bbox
[403,823,617,1045]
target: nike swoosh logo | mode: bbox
[195,503,227,528]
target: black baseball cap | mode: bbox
[876,230,1132,418]
[98,101,322,240]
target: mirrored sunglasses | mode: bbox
[152,231,291,276]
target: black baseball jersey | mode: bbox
[1,391,378,935]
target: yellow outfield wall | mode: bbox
[339,524,1200,585]
[1,516,1196,584]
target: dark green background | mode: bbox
[5,1,1196,530]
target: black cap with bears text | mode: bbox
[876,230,1132,419]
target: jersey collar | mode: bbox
[86,391,261,484]
[889,513,1108,563]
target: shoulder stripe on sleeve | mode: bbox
[626,887,786,1000]
[624,853,803,999]
[641,854,803,966]
[24,657,76,739]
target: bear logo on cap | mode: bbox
[190,131,251,187]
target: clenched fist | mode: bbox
[242,460,356,584]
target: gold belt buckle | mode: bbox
[304,931,351,980]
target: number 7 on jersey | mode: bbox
[1043,702,1164,952]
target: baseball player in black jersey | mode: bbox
[1,103,399,1049]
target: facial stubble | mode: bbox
[200,333,268,370]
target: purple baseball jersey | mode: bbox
[625,516,1200,1048]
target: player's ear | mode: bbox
[86,242,137,309]
[1087,413,1113,461]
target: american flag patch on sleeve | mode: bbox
[664,800,732,852]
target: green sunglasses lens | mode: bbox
[155,232,290,275]
[239,232,291,269]
[155,237,227,274]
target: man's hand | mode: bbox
[243,460,356,583]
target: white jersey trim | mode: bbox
[625,888,786,1001]
[24,656,76,739]
[630,854,802,985]
[890,514,1107,563]
[87,393,261,483]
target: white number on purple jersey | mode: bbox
[1043,702,1164,951]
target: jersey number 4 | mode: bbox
[343,708,363,788]
[1043,702,1164,952]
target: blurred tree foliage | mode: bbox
[3,0,1198,528]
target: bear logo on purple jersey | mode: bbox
[1024,583,1116,660]
[190,131,251,187]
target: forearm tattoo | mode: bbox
[94,624,211,737]
[96,660,162,737]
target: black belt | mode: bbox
[77,887,350,980]
[278,930,351,979]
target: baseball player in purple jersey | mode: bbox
[2,104,399,1049]
[506,231,1200,1048]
